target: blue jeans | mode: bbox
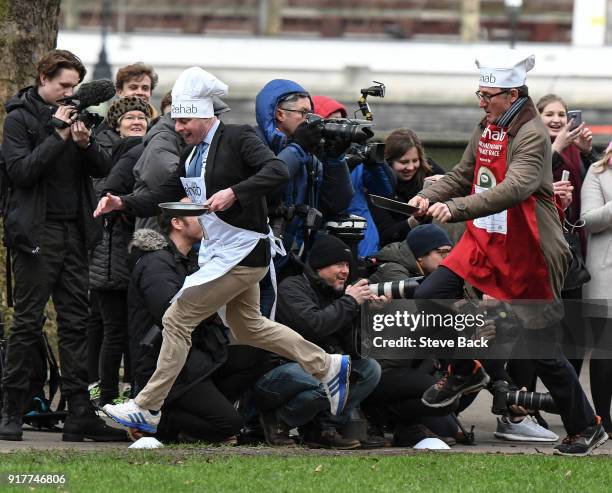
[254,358,381,429]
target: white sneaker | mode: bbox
[320,354,351,416]
[494,415,559,442]
[102,399,161,434]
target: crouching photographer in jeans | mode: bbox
[254,235,384,449]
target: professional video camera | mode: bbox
[52,79,116,130]
[342,81,387,168]
[490,379,558,415]
[305,113,374,145]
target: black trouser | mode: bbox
[414,265,595,435]
[86,290,103,383]
[2,221,89,398]
[362,365,456,424]
[97,289,130,404]
[158,346,269,442]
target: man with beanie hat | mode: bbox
[407,224,452,277]
[96,67,352,435]
[254,235,384,449]
[408,49,605,456]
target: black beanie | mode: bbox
[406,224,452,258]
[307,235,352,270]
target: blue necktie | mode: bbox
[187,142,208,178]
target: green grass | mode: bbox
[0,450,611,492]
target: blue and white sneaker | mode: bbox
[102,399,160,434]
[321,354,351,416]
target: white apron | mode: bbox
[171,148,285,318]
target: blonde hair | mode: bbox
[592,143,612,174]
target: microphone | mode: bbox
[56,79,116,110]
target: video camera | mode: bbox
[53,79,116,130]
[305,114,374,145]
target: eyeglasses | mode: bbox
[279,107,312,118]
[475,90,509,103]
[433,248,451,258]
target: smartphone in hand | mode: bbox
[567,110,582,130]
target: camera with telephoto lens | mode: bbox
[345,142,386,169]
[305,114,375,145]
[269,203,322,239]
[490,379,558,415]
[368,277,423,299]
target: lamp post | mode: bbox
[93,0,112,80]
[505,0,523,48]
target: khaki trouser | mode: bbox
[135,266,330,410]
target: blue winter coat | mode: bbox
[347,163,395,257]
[255,79,354,251]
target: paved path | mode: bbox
[1,363,610,456]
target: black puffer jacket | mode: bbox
[127,229,228,404]
[276,265,359,354]
[1,86,110,253]
[89,137,143,290]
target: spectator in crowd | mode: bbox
[88,96,151,407]
[408,50,606,456]
[312,95,395,258]
[581,142,612,438]
[96,67,351,434]
[127,201,268,443]
[536,94,597,372]
[254,235,383,449]
[95,62,159,153]
[131,94,230,232]
[0,49,125,442]
[372,129,445,247]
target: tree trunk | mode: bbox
[0,0,61,140]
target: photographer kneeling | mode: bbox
[363,225,459,446]
[254,236,383,449]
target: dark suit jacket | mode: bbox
[121,121,289,266]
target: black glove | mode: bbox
[324,136,352,158]
[292,121,322,154]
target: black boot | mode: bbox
[0,391,24,441]
[62,393,127,442]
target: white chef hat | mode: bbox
[475,50,535,88]
[171,67,229,119]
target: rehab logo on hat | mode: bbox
[171,67,228,119]
[476,49,535,88]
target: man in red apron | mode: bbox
[408,51,606,456]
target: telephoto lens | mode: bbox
[506,390,559,414]
[368,277,423,299]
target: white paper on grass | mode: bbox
[413,437,450,450]
[129,437,164,449]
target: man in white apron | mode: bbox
[95,67,351,434]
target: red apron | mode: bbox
[443,124,554,300]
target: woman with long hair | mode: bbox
[372,128,444,247]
